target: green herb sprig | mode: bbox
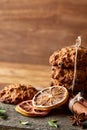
[48,119,58,128]
[0,108,8,119]
[19,121,29,125]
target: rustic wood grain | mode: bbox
[0,62,50,88]
[0,0,87,65]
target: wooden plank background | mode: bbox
[0,0,87,65]
[0,62,50,87]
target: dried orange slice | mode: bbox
[32,86,69,110]
[15,100,50,117]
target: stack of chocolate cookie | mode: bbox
[49,46,87,92]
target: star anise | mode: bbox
[69,113,87,128]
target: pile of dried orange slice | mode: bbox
[15,100,50,117]
[15,86,69,117]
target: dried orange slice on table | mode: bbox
[15,100,50,117]
[32,86,69,111]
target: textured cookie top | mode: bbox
[0,84,38,104]
[51,66,87,83]
[49,46,87,68]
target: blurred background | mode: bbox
[0,0,87,65]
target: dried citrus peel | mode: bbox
[15,100,50,117]
[32,86,69,111]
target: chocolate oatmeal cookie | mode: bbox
[49,45,87,92]
[0,84,38,104]
[49,46,87,68]
[51,66,87,83]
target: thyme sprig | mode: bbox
[0,108,8,119]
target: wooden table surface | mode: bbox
[0,62,50,88]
